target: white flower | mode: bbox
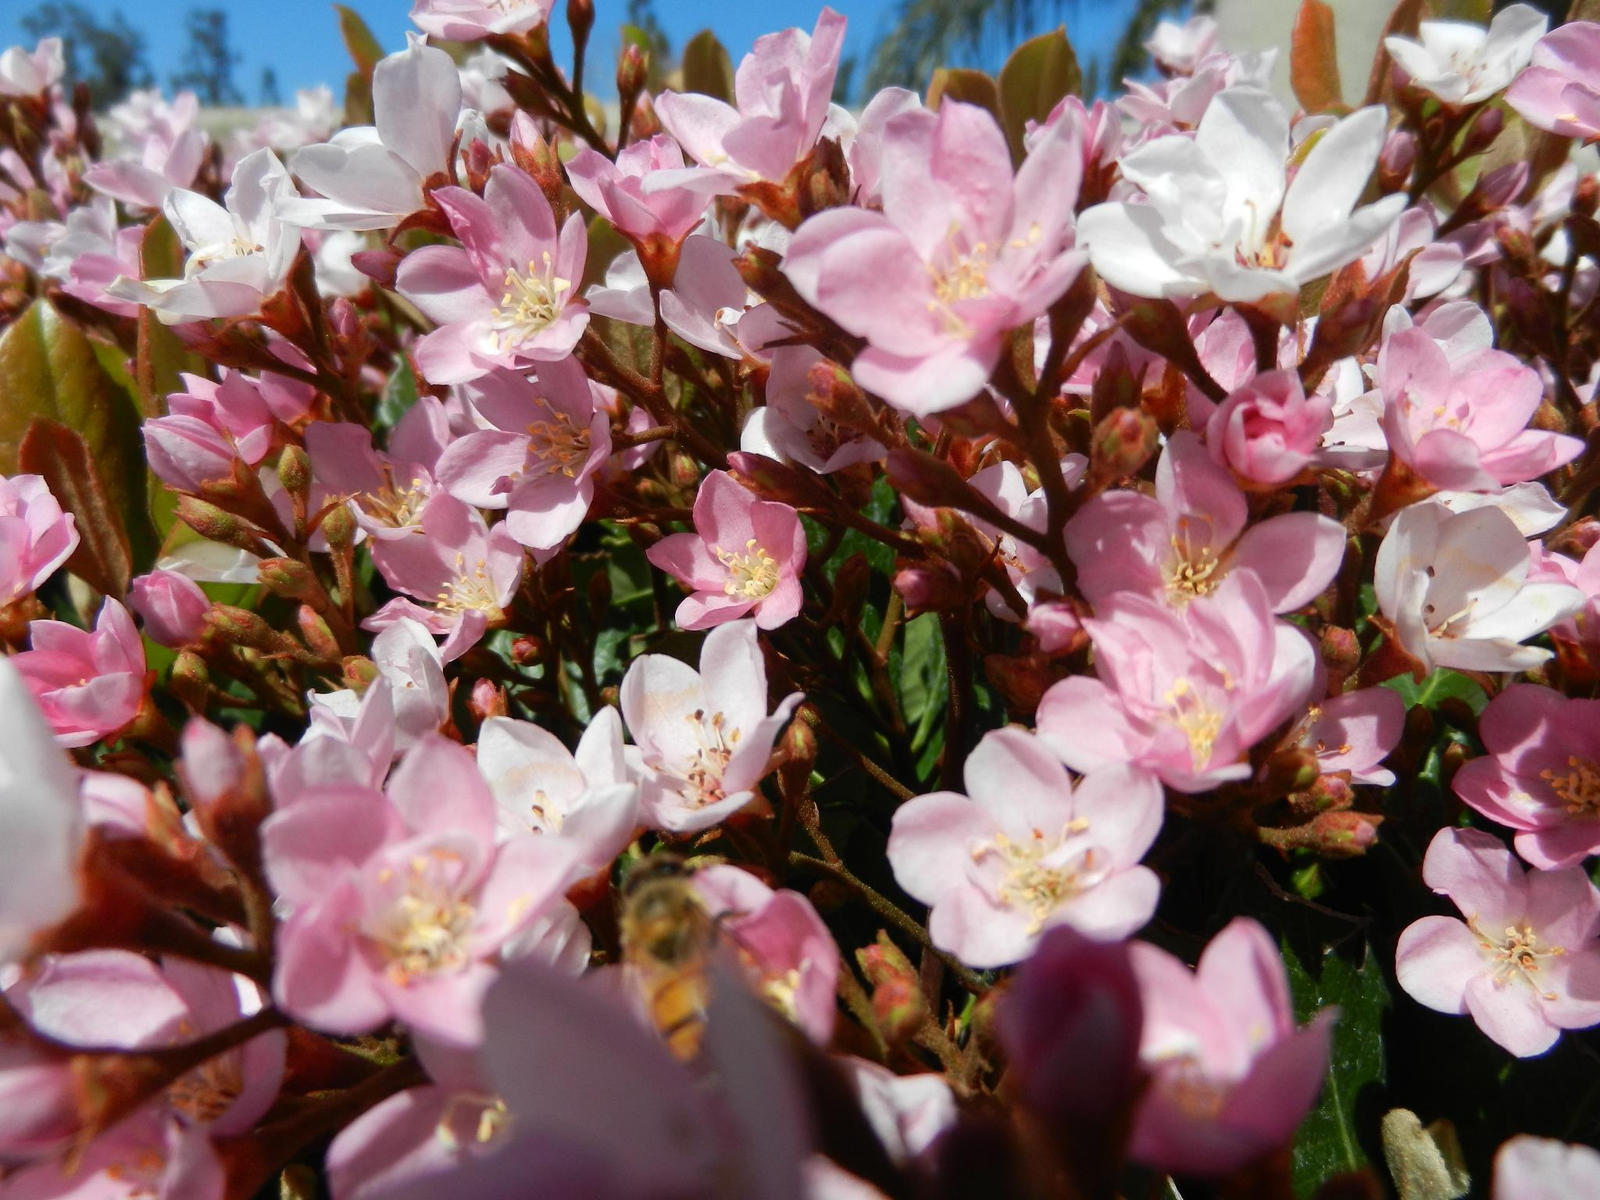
[0,37,64,97]
[1078,87,1406,303]
[1375,500,1584,673]
[1383,3,1547,105]
[107,148,301,323]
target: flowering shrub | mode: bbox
[2,0,1600,1194]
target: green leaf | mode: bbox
[334,4,385,75]
[1381,669,1488,714]
[1282,936,1389,1193]
[897,612,947,755]
[681,30,735,104]
[374,358,419,433]
[927,68,1002,125]
[343,68,374,128]
[996,28,1081,162]
[0,300,155,572]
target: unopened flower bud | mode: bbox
[170,651,210,713]
[566,0,594,44]
[617,43,649,101]
[297,605,341,662]
[206,604,282,653]
[1459,105,1504,158]
[341,655,380,692]
[128,569,210,647]
[1378,130,1416,191]
[470,678,507,722]
[511,635,544,666]
[276,445,311,499]
[175,496,263,554]
[351,248,401,289]
[805,359,877,435]
[257,557,319,600]
[856,932,928,1045]
[894,563,966,614]
[319,503,357,550]
[1090,405,1160,483]
[1262,745,1322,797]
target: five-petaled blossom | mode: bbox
[618,619,802,833]
[1396,826,1600,1057]
[1506,21,1600,141]
[888,727,1163,968]
[1383,3,1547,104]
[646,469,807,630]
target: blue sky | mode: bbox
[0,0,1132,104]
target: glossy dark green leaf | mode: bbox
[997,28,1081,162]
[927,68,1002,126]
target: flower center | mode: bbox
[524,407,590,479]
[489,254,570,352]
[1469,916,1565,1001]
[1539,755,1600,815]
[715,539,779,600]
[359,470,430,529]
[1164,676,1226,768]
[434,552,505,620]
[168,1054,244,1124]
[969,821,1097,934]
[673,707,741,809]
[374,851,478,984]
[188,230,264,276]
[437,1093,513,1150]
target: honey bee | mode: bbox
[617,853,720,1061]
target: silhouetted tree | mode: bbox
[19,2,153,107]
[259,66,282,107]
[170,8,242,106]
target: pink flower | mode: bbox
[1205,369,1333,486]
[740,346,886,474]
[476,709,639,871]
[646,469,807,631]
[1292,688,1406,787]
[1066,431,1346,614]
[409,0,552,40]
[1396,826,1600,1057]
[888,727,1163,968]
[783,100,1085,414]
[1036,572,1319,792]
[142,414,242,496]
[306,395,452,542]
[0,474,77,608]
[690,865,839,1045]
[566,135,733,245]
[128,568,211,647]
[1127,918,1334,1175]
[434,360,611,555]
[366,496,527,662]
[0,38,63,97]
[1506,21,1600,141]
[1494,1135,1600,1198]
[263,734,583,1045]
[1452,684,1600,869]
[0,658,83,962]
[1378,325,1583,491]
[619,619,802,833]
[1383,5,1547,105]
[396,163,588,385]
[13,599,147,748]
[166,365,314,467]
[83,89,207,210]
[654,9,847,185]
[279,37,462,232]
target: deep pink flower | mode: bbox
[783,100,1084,414]
[166,366,314,467]
[128,568,211,647]
[1128,918,1335,1175]
[889,727,1162,968]
[1452,684,1600,869]
[0,474,77,608]
[619,619,802,833]
[1036,572,1318,792]
[13,599,147,748]
[434,360,611,556]
[1395,826,1600,1057]
[1065,431,1346,614]
[646,469,807,630]
[1506,22,1600,142]
[396,163,588,385]
[654,9,847,185]
[1205,369,1333,486]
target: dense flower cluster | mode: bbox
[0,0,1598,1195]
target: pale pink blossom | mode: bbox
[888,727,1162,968]
[396,163,588,385]
[1036,572,1318,792]
[655,9,847,185]
[263,734,584,1045]
[1079,88,1404,302]
[1205,369,1333,486]
[840,1059,957,1166]
[142,414,242,496]
[476,709,638,870]
[1292,688,1406,787]
[1128,918,1334,1175]
[783,100,1085,414]
[1395,826,1600,1057]
[0,474,77,607]
[279,37,462,232]
[1384,4,1547,104]
[647,469,807,630]
[1374,500,1584,673]
[739,346,886,474]
[409,0,553,41]
[1506,21,1600,141]
[1065,431,1345,614]
[128,569,211,647]
[1494,1135,1600,1198]
[691,865,838,1045]
[0,38,64,97]
[566,135,733,245]
[20,195,147,318]
[107,149,301,324]
[85,89,208,210]
[306,395,453,542]
[13,599,147,748]
[308,621,449,756]
[366,495,527,662]
[619,619,802,833]
[435,360,611,555]
[166,365,315,467]
[1378,325,1582,491]
[1452,684,1600,868]
[1145,15,1221,74]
